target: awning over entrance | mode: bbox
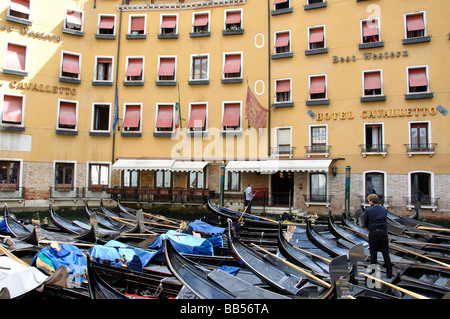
[225,159,332,174]
[112,159,208,172]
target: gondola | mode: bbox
[163,237,289,299]
[306,219,349,258]
[117,200,182,226]
[2,204,33,239]
[84,201,128,231]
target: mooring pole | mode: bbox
[220,164,225,207]
[345,165,351,218]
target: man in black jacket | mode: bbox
[363,194,393,278]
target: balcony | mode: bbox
[358,195,392,208]
[50,186,80,200]
[404,143,437,157]
[404,196,439,211]
[271,146,295,158]
[359,144,389,157]
[305,145,331,157]
[303,195,333,207]
[0,186,25,201]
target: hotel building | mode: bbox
[0,0,449,220]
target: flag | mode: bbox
[112,86,119,132]
[174,83,182,135]
[245,85,268,133]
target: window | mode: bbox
[57,100,77,131]
[0,160,20,188]
[222,102,241,132]
[160,15,178,36]
[308,0,324,4]
[363,70,382,96]
[155,171,171,188]
[308,26,325,50]
[225,171,240,191]
[274,127,292,156]
[158,57,176,82]
[122,104,141,132]
[405,12,426,39]
[190,55,209,81]
[274,31,291,54]
[309,75,327,100]
[410,122,429,152]
[8,0,31,22]
[64,9,84,35]
[55,162,74,189]
[274,0,290,11]
[91,103,110,133]
[60,52,81,83]
[275,79,291,104]
[407,66,429,94]
[88,163,109,190]
[128,15,146,36]
[1,94,24,127]
[155,104,174,133]
[364,124,385,153]
[223,53,242,80]
[410,172,432,205]
[188,103,207,133]
[365,172,385,202]
[123,170,139,187]
[3,43,27,76]
[225,10,242,32]
[125,57,144,83]
[97,15,115,37]
[189,171,204,189]
[310,173,327,202]
[192,12,209,34]
[94,57,113,83]
[309,125,328,154]
[361,19,380,44]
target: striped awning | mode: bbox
[225,159,332,174]
[112,159,208,172]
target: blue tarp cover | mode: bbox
[88,240,157,268]
[32,244,87,283]
[148,230,214,260]
[188,220,226,234]
[0,218,9,232]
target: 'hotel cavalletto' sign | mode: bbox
[1,23,61,42]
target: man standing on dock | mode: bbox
[363,193,393,278]
[243,184,256,215]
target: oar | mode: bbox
[416,225,450,232]
[251,243,331,288]
[141,211,179,225]
[360,272,429,299]
[0,245,30,267]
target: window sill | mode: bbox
[406,151,435,157]
[359,41,384,49]
[89,131,111,137]
[190,32,210,38]
[121,132,141,137]
[222,78,243,84]
[272,102,294,108]
[2,69,28,77]
[188,80,209,85]
[271,52,293,60]
[361,95,386,102]
[221,130,243,137]
[306,99,330,106]
[56,129,78,135]
[95,34,116,40]
[153,131,173,137]
[6,15,31,25]
[304,2,327,10]
[187,131,208,137]
[62,29,84,37]
[271,8,293,15]
[156,80,177,86]
[304,201,331,207]
[123,81,144,86]
[305,48,328,56]
[59,77,81,84]
[361,151,388,158]
[403,36,431,45]
[158,34,179,39]
[222,29,244,36]
[126,34,146,39]
[92,80,113,86]
[405,92,433,100]
[0,125,25,132]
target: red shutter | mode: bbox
[362,21,379,37]
[310,76,326,94]
[406,14,425,31]
[158,58,175,76]
[409,68,428,87]
[98,16,114,29]
[156,105,173,128]
[224,55,241,73]
[6,43,26,71]
[222,104,240,127]
[275,33,289,47]
[2,95,23,123]
[364,72,381,90]
[225,11,241,24]
[161,16,177,28]
[188,104,207,128]
[123,105,141,128]
[193,14,208,27]
[276,80,290,93]
[125,58,143,76]
[62,53,80,74]
[10,0,30,14]
[59,102,77,126]
[309,28,324,43]
[131,16,145,31]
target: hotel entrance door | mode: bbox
[271,171,294,207]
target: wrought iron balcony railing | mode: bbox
[0,186,25,200]
[305,144,331,157]
[359,144,390,157]
[271,146,295,157]
[404,143,437,156]
[404,195,439,207]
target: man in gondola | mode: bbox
[363,193,393,278]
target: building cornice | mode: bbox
[117,0,246,12]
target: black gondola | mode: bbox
[84,201,127,231]
[306,219,348,258]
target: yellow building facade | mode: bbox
[0,0,449,219]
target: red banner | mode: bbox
[245,85,268,132]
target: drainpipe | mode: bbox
[267,0,271,158]
[111,1,124,163]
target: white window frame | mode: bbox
[57,99,78,131]
[160,13,178,35]
[86,161,111,189]
[53,160,77,188]
[274,78,292,103]
[406,65,430,94]
[64,8,84,32]
[4,41,28,73]
[188,102,208,134]
[60,50,81,80]
[407,170,436,210]
[128,14,147,35]
[404,11,427,39]
[7,0,32,22]
[222,52,243,80]
[273,126,293,157]
[94,56,114,82]
[360,18,381,43]
[274,30,291,54]
[308,25,326,50]
[221,101,242,133]
[363,122,386,156]
[362,69,383,97]
[308,74,327,100]
[97,14,116,35]
[122,103,142,133]
[125,56,145,82]
[1,93,25,127]
[192,11,210,33]
[0,158,23,188]
[157,55,177,82]
[308,124,328,157]
[190,53,210,81]
[224,8,243,30]
[362,170,388,207]
[155,103,176,133]
[91,102,111,133]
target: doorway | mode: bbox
[271,171,294,206]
